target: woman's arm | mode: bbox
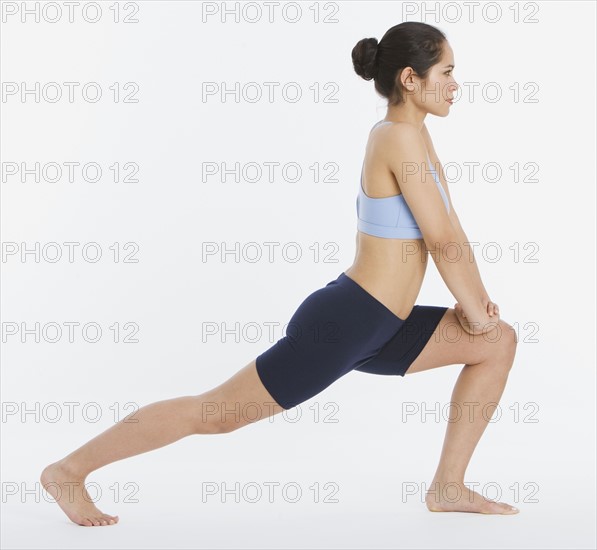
[385,124,493,333]
[421,123,491,302]
[447,209,491,303]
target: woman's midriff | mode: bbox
[343,232,429,320]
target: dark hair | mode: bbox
[352,22,447,105]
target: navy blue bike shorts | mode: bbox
[255,271,448,410]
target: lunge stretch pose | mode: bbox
[41,22,519,526]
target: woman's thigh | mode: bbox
[205,359,287,432]
[406,308,495,374]
[359,308,516,376]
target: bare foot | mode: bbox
[425,480,519,514]
[40,461,119,526]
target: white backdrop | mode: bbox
[1,1,595,549]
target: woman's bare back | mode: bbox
[345,121,437,320]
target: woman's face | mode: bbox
[421,42,459,117]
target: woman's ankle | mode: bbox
[431,468,465,485]
[56,456,90,479]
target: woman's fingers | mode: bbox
[454,303,466,319]
[486,301,499,317]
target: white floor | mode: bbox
[3,365,597,549]
[3,479,595,550]
[2,444,595,549]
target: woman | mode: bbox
[41,21,519,526]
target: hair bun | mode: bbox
[352,37,379,81]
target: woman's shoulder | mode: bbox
[371,121,422,147]
[369,121,425,161]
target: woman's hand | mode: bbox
[454,300,500,335]
[485,299,499,318]
[454,302,477,335]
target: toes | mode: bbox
[481,500,505,514]
[80,517,93,527]
[100,514,113,525]
[496,501,519,514]
[102,513,118,524]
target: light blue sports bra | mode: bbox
[356,121,450,239]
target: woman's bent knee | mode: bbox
[494,319,518,369]
[498,319,517,351]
